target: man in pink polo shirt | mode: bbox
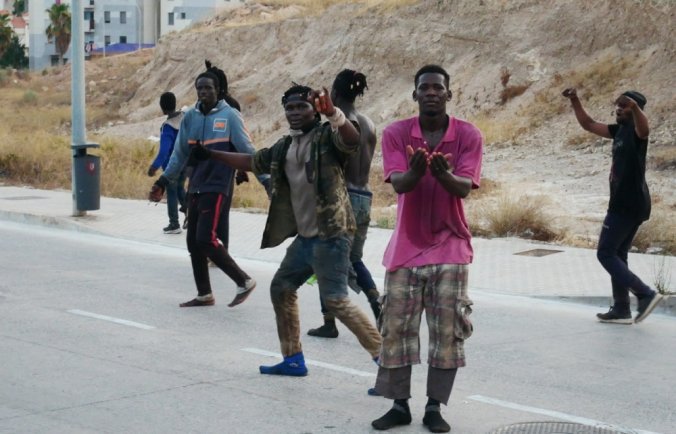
[371,65,482,433]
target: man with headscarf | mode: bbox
[195,83,382,376]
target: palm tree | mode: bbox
[0,13,13,60]
[13,1,27,16]
[45,3,71,66]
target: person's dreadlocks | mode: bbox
[281,84,313,106]
[332,69,368,103]
[195,60,242,111]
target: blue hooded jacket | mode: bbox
[163,100,267,193]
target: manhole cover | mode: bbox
[489,421,626,434]
[1,196,47,201]
[514,249,563,257]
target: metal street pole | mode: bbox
[102,17,106,57]
[71,0,100,216]
[134,1,143,52]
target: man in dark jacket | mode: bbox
[147,92,185,234]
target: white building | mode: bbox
[28,0,155,69]
[27,0,244,70]
[161,0,244,35]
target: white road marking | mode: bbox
[241,347,376,377]
[468,395,662,434]
[68,309,156,330]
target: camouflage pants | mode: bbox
[270,235,382,357]
[378,264,473,369]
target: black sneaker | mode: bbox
[635,292,663,324]
[307,321,339,338]
[596,306,632,324]
[163,223,182,234]
[423,411,451,433]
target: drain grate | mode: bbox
[1,196,48,201]
[489,421,627,434]
[514,248,563,257]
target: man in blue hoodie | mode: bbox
[149,63,270,308]
[147,92,186,234]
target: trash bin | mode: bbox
[72,143,100,211]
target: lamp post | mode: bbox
[101,12,105,57]
[71,0,101,216]
[132,1,142,52]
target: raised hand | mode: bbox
[562,88,577,99]
[308,87,336,116]
[617,94,638,109]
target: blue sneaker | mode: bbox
[259,352,308,376]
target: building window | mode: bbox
[120,11,126,24]
[104,35,111,46]
[120,36,127,44]
[168,12,174,25]
[180,12,186,19]
[104,11,110,23]
[90,0,95,5]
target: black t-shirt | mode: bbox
[607,123,651,221]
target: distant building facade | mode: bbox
[160,0,244,35]
[27,0,244,70]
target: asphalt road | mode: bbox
[1,222,673,434]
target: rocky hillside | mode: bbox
[93,0,674,245]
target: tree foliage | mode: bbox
[0,13,12,59]
[0,34,28,69]
[45,3,71,66]
[13,0,26,16]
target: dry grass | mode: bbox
[499,84,530,105]
[260,0,419,10]
[476,52,644,142]
[565,132,594,149]
[470,193,562,242]
[652,255,674,296]
[469,114,526,144]
[648,144,676,171]
[231,176,274,210]
[633,205,676,255]
[467,177,500,200]
[95,137,157,198]
[204,0,421,29]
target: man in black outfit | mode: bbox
[563,87,662,324]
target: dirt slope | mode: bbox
[96,0,675,244]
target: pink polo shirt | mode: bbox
[381,116,483,271]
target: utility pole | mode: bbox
[71,0,100,216]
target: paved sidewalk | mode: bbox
[1,185,673,316]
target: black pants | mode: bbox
[186,192,249,296]
[596,212,653,306]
